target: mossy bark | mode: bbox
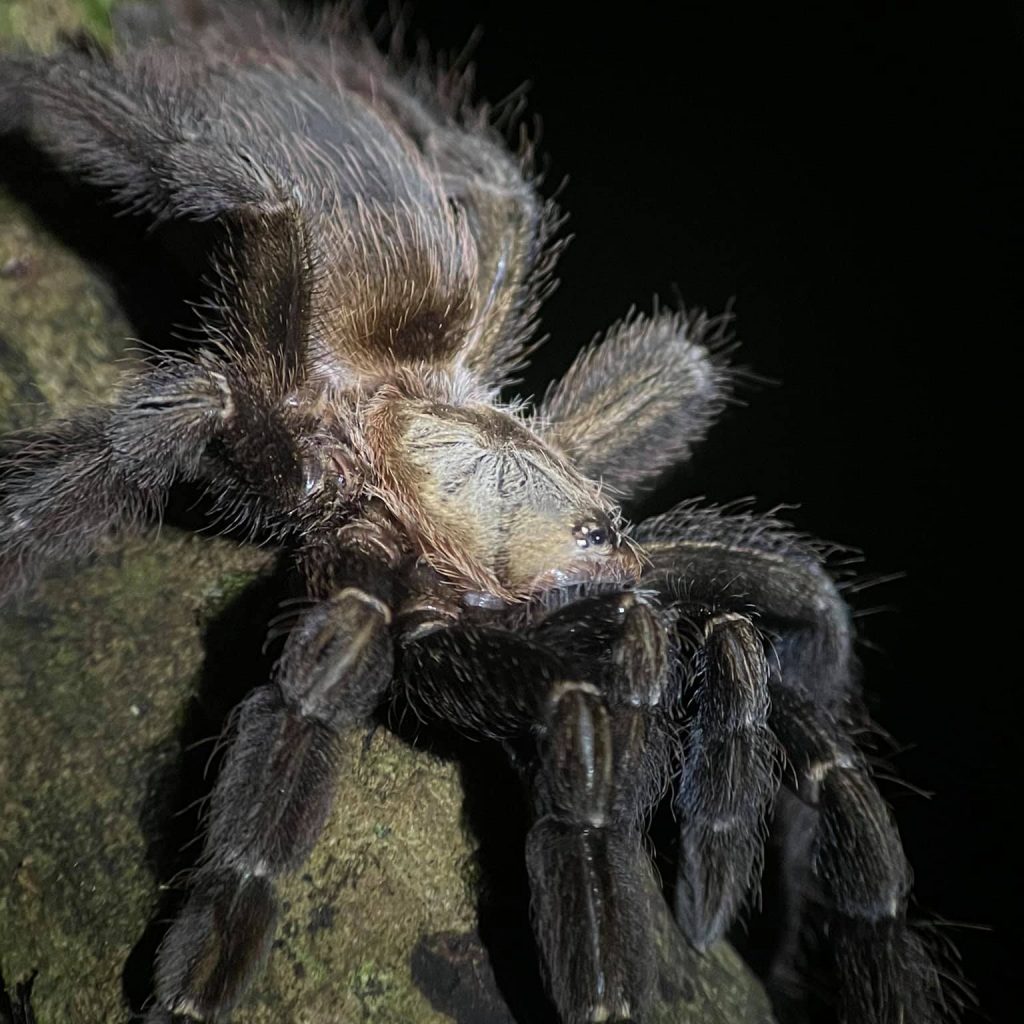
[0,3,775,1022]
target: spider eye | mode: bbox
[573,518,613,550]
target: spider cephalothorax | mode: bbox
[0,2,955,1022]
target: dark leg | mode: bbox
[0,359,228,599]
[154,546,396,1018]
[637,500,854,707]
[531,593,677,1023]
[674,611,780,949]
[1,43,316,375]
[0,347,337,600]
[0,47,289,221]
[526,680,656,1024]
[636,502,954,1022]
[638,505,851,956]
[401,591,674,1023]
[770,686,951,1024]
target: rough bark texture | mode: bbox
[0,3,775,1022]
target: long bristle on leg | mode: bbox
[155,552,395,1018]
[674,611,780,949]
[526,592,674,1023]
[770,685,954,1023]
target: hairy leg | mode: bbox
[0,359,228,598]
[0,46,289,222]
[401,590,674,1023]
[1,40,316,380]
[0,342,342,601]
[153,542,397,1018]
[637,502,852,951]
[536,310,733,498]
[637,501,854,711]
[1,44,328,597]
[673,610,780,948]
[636,501,954,1022]
[769,685,952,1024]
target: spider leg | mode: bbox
[636,504,847,958]
[638,501,853,707]
[0,47,293,223]
[673,610,780,949]
[1,41,316,380]
[1,46,332,599]
[0,359,228,599]
[153,543,396,1019]
[636,502,951,1022]
[768,685,949,1023]
[535,309,733,498]
[401,591,674,1023]
[0,343,326,600]
[526,635,667,1022]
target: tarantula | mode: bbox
[0,2,953,1022]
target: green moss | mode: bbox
[0,536,249,1021]
[0,0,110,50]
[0,189,130,431]
[78,0,117,43]
[349,964,402,1019]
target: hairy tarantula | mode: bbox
[0,1,955,1022]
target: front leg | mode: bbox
[673,610,780,949]
[401,591,675,1024]
[636,501,954,1022]
[153,543,397,1019]
[637,500,854,707]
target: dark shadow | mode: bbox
[0,968,38,1024]
[459,743,561,1024]
[1,137,222,359]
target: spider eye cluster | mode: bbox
[573,517,614,550]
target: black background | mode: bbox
[383,2,1017,1020]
